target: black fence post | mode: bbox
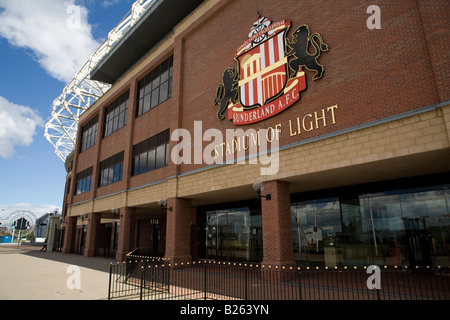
[140,265,145,300]
[108,263,112,300]
[204,263,208,300]
[167,265,171,295]
[244,268,248,300]
[297,271,302,300]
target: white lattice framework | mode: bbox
[4,210,38,227]
[44,0,156,162]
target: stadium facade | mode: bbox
[60,0,450,268]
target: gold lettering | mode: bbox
[226,141,232,155]
[209,104,339,160]
[327,104,338,124]
[250,131,260,148]
[274,123,282,140]
[314,108,327,129]
[289,119,297,136]
[242,135,249,150]
[266,127,275,142]
[302,114,314,132]
[232,138,238,153]
[219,142,225,157]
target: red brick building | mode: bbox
[61,0,450,268]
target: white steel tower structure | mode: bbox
[44,0,155,162]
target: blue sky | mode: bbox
[0,0,136,219]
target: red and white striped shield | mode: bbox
[237,29,288,108]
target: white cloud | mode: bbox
[101,0,123,8]
[0,96,44,158]
[0,0,101,83]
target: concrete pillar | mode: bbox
[165,197,192,265]
[47,216,61,252]
[115,207,136,262]
[261,180,295,268]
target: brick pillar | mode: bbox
[165,197,192,265]
[84,212,101,257]
[116,207,135,262]
[261,180,295,268]
[62,216,77,254]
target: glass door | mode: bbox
[205,207,262,262]
[291,198,341,266]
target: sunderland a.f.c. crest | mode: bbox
[213,17,329,125]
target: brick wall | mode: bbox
[165,197,194,264]
[261,180,295,267]
[176,0,448,175]
[64,0,450,263]
[68,0,449,206]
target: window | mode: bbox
[104,91,129,137]
[66,178,71,195]
[132,129,170,176]
[80,116,98,152]
[75,167,93,195]
[290,184,450,267]
[98,151,124,187]
[136,56,173,117]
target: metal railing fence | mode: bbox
[108,259,450,300]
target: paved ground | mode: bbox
[0,244,114,300]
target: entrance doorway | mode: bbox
[291,197,343,266]
[136,218,166,257]
[75,225,87,255]
[205,207,262,262]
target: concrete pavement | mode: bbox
[0,244,114,300]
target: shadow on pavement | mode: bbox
[1,245,114,273]
[25,251,114,273]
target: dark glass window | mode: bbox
[132,129,170,176]
[104,91,129,137]
[80,116,98,152]
[98,151,124,187]
[75,167,93,195]
[290,183,450,268]
[136,56,173,117]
